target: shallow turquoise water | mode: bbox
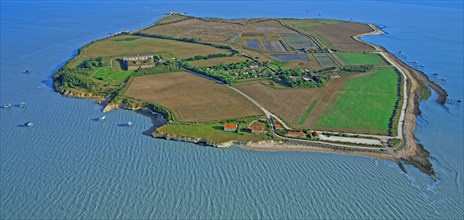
[1,1,463,219]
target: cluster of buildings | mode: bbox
[121,55,156,70]
[223,122,319,139]
[223,123,264,134]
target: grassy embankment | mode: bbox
[314,67,399,134]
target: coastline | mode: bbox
[52,16,446,178]
[245,142,393,160]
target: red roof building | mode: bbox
[274,124,282,129]
[251,126,264,133]
[286,131,307,139]
[224,123,237,132]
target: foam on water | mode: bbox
[1,1,463,219]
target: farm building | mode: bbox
[286,131,307,139]
[251,126,264,134]
[224,123,238,132]
[121,55,155,70]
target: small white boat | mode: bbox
[3,103,12,108]
[18,102,26,108]
[126,121,133,126]
[24,122,34,127]
[22,70,31,74]
[99,116,106,121]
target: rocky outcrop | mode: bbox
[60,88,102,99]
[153,132,220,147]
[103,101,120,112]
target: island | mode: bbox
[53,13,447,178]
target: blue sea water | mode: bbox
[1,1,463,219]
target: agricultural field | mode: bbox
[280,33,319,51]
[141,16,243,43]
[142,16,297,44]
[124,71,263,122]
[154,14,191,26]
[314,67,400,134]
[282,19,374,51]
[297,100,318,126]
[338,53,385,65]
[262,41,286,51]
[268,60,313,71]
[80,35,229,59]
[234,47,276,62]
[313,53,335,66]
[310,22,374,51]
[233,69,386,129]
[187,56,248,67]
[234,80,319,127]
[307,54,323,70]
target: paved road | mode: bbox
[318,134,383,146]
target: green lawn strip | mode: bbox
[157,121,271,143]
[297,100,318,126]
[338,53,383,65]
[314,67,399,133]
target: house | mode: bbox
[224,123,237,132]
[274,124,282,129]
[286,131,307,139]
[249,65,259,70]
[312,131,319,137]
[251,126,264,134]
[121,55,155,70]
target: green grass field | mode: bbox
[92,67,134,83]
[157,121,271,143]
[314,67,399,134]
[338,53,384,65]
